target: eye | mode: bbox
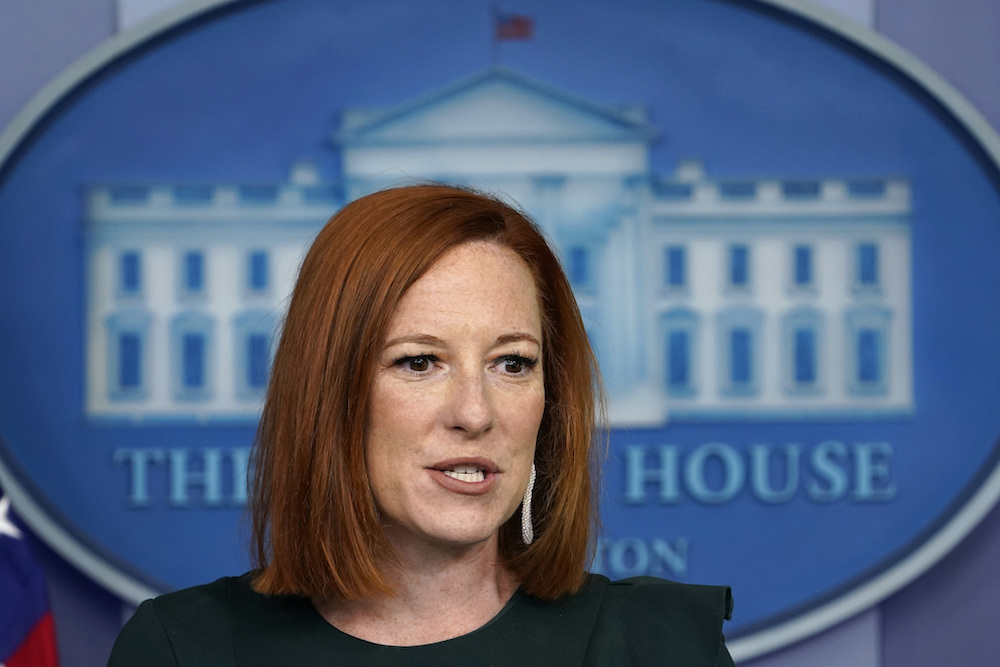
[504,357,525,374]
[497,354,538,375]
[407,356,430,372]
[393,354,437,373]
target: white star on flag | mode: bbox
[0,494,23,540]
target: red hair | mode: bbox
[250,184,602,600]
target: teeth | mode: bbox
[443,467,486,483]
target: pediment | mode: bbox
[335,68,657,145]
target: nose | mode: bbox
[446,369,495,437]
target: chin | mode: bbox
[384,502,518,551]
[416,516,509,549]
[429,526,501,548]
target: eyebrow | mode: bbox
[496,332,542,348]
[382,334,443,348]
[382,332,542,349]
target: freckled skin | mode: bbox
[366,241,545,557]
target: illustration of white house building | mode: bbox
[83,67,913,425]
[84,162,340,423]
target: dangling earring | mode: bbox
[521,463,536,545]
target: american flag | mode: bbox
[0,492,59,667]
[495,11,534,40]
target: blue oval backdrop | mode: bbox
[1,0,999,658]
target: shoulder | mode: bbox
[148,574,238,616]
[583,574,734,667]
[601,575,734,624]
[108,575,256,666]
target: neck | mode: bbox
[315,531,518,646]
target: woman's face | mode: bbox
[366,241,545,555]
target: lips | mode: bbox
[428,458,499,495]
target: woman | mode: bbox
[109,185,733,665]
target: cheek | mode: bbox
[366,380,437,464]
[365,382,404,492]
[512,386,546,442]
[368,377,414,436]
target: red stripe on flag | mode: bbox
[5,611,59,667]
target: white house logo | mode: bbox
[84,68,913,427]
[1,0,999,661]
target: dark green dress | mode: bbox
[108,574,734,666]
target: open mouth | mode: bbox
[441,464,486,483]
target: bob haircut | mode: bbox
[250,184,602,601]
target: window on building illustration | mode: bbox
[662,309,699,397]
[120,251,142,295]
[568,246,589,288]
[793,245,813,287]
[667,330,690,388]
[234,310,277,400]
[183,251,204,293]
[782,307,823,395]
[794,328,816,384]
[171,313,213,401]
[857,242,879,287]
[182,333,206,389]
[730,328,752,385]
[665,246,686,288]
[247,333,270,390]
[248,250,269,292]
[846,306,890,396]
[717,306,762,397]
[119,333,142,390]
[106,310,151,400]
[857,328,881,385]
[729,244,750,287]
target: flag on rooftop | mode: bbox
[495,11,534,40]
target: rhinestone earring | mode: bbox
[521,463,536,545]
